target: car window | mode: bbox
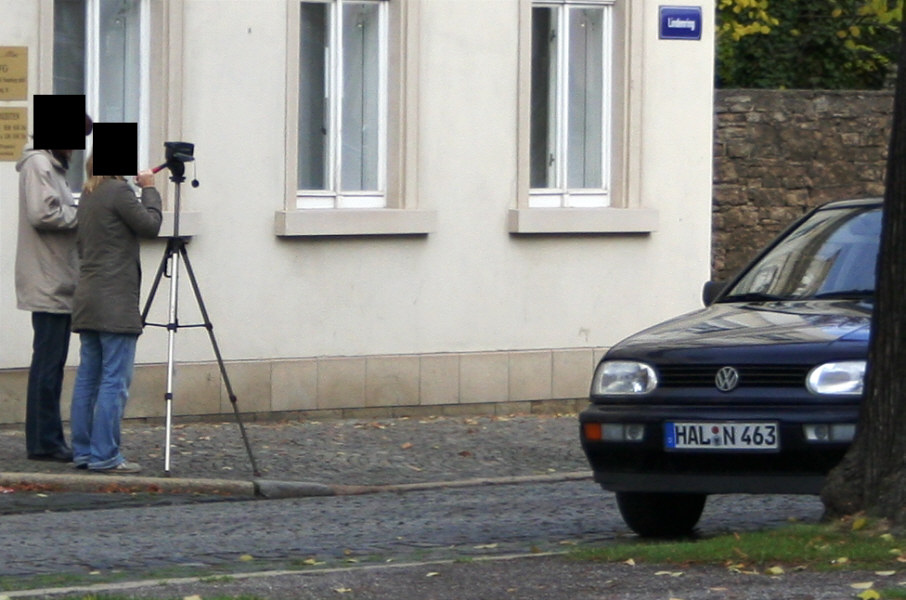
[723,206,882,302]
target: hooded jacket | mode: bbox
[15,149,79,313]
[71,178,162,335]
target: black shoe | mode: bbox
[27,448,74,462]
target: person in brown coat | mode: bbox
[69,154,162,473]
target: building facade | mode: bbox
[0,0,715,424]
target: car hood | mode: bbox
[608,300,871,362]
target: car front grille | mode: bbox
[656,365,810,388]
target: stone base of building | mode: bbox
[0,348,601,426]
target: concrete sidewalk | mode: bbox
[0,412,591,500]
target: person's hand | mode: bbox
[135,170,155,188]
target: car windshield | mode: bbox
[722,205,881,303]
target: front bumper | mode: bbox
[579,402,857,495]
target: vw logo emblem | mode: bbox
[715,366,740,392]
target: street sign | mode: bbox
[659,6,703,41]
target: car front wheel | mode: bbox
[615,491,707,538]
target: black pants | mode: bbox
[26,312,71,456]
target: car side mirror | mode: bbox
[702,281,727,306]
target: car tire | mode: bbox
[615,491,707,538]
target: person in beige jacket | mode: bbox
[14,147,79,461]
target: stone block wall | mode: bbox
[712,89,893,281]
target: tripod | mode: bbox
[141,164,260,477]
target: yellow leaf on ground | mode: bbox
[852,517,868,531]
[426,572,440,578]
[875,571,896,576]
[183,596,203,600]
[624,558,636,566]
[856,590,881,600]
[655,571,684,577]
[238,554,254,562]
[334,588,352,594]
[850,582,875,590]
[881,533,895,542]
[766,566,784,575]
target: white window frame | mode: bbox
[530,0,612,209]
[46,0,195,235]
[82,0,152,171]
[510,0,658,234]
[297,0,389,210]
[279,0,436,237]
[51,0,151,192]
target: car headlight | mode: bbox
[807,361,866,396]
[591,360,658,395]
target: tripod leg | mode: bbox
[141,238,181,476]
[141,238,176,324]
[163,241,182,476]
[178,245,261,477]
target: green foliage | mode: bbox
[717,0,903,89]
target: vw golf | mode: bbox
[579,198,881,537]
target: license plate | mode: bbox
[665,422,779,451]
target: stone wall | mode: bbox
[712,89,893,281]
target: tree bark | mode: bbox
[821,18,906,526]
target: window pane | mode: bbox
[54,0,86,96]
[530,7,555,189]
[54,0,87,193]
[299,2,328,190]
[341,2,380,192]
[567,7,604,189]
[99,0,141,123]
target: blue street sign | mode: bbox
[659,6,702,40]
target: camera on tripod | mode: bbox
[152,141,195,182]
[165,141,194,164]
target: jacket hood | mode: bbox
[16,148,63,173]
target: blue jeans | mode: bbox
[70,331,138,470]
[26,312,71,456]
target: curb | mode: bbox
[2,471,593,500]
[0,472,256,497]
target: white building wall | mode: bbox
[0,0,714,422]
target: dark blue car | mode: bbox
[579,198,881,537]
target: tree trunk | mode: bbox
[821,19,906,525]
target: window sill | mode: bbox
[158,211,202,238]
[507,208,658,234]
[275,209,437,237]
